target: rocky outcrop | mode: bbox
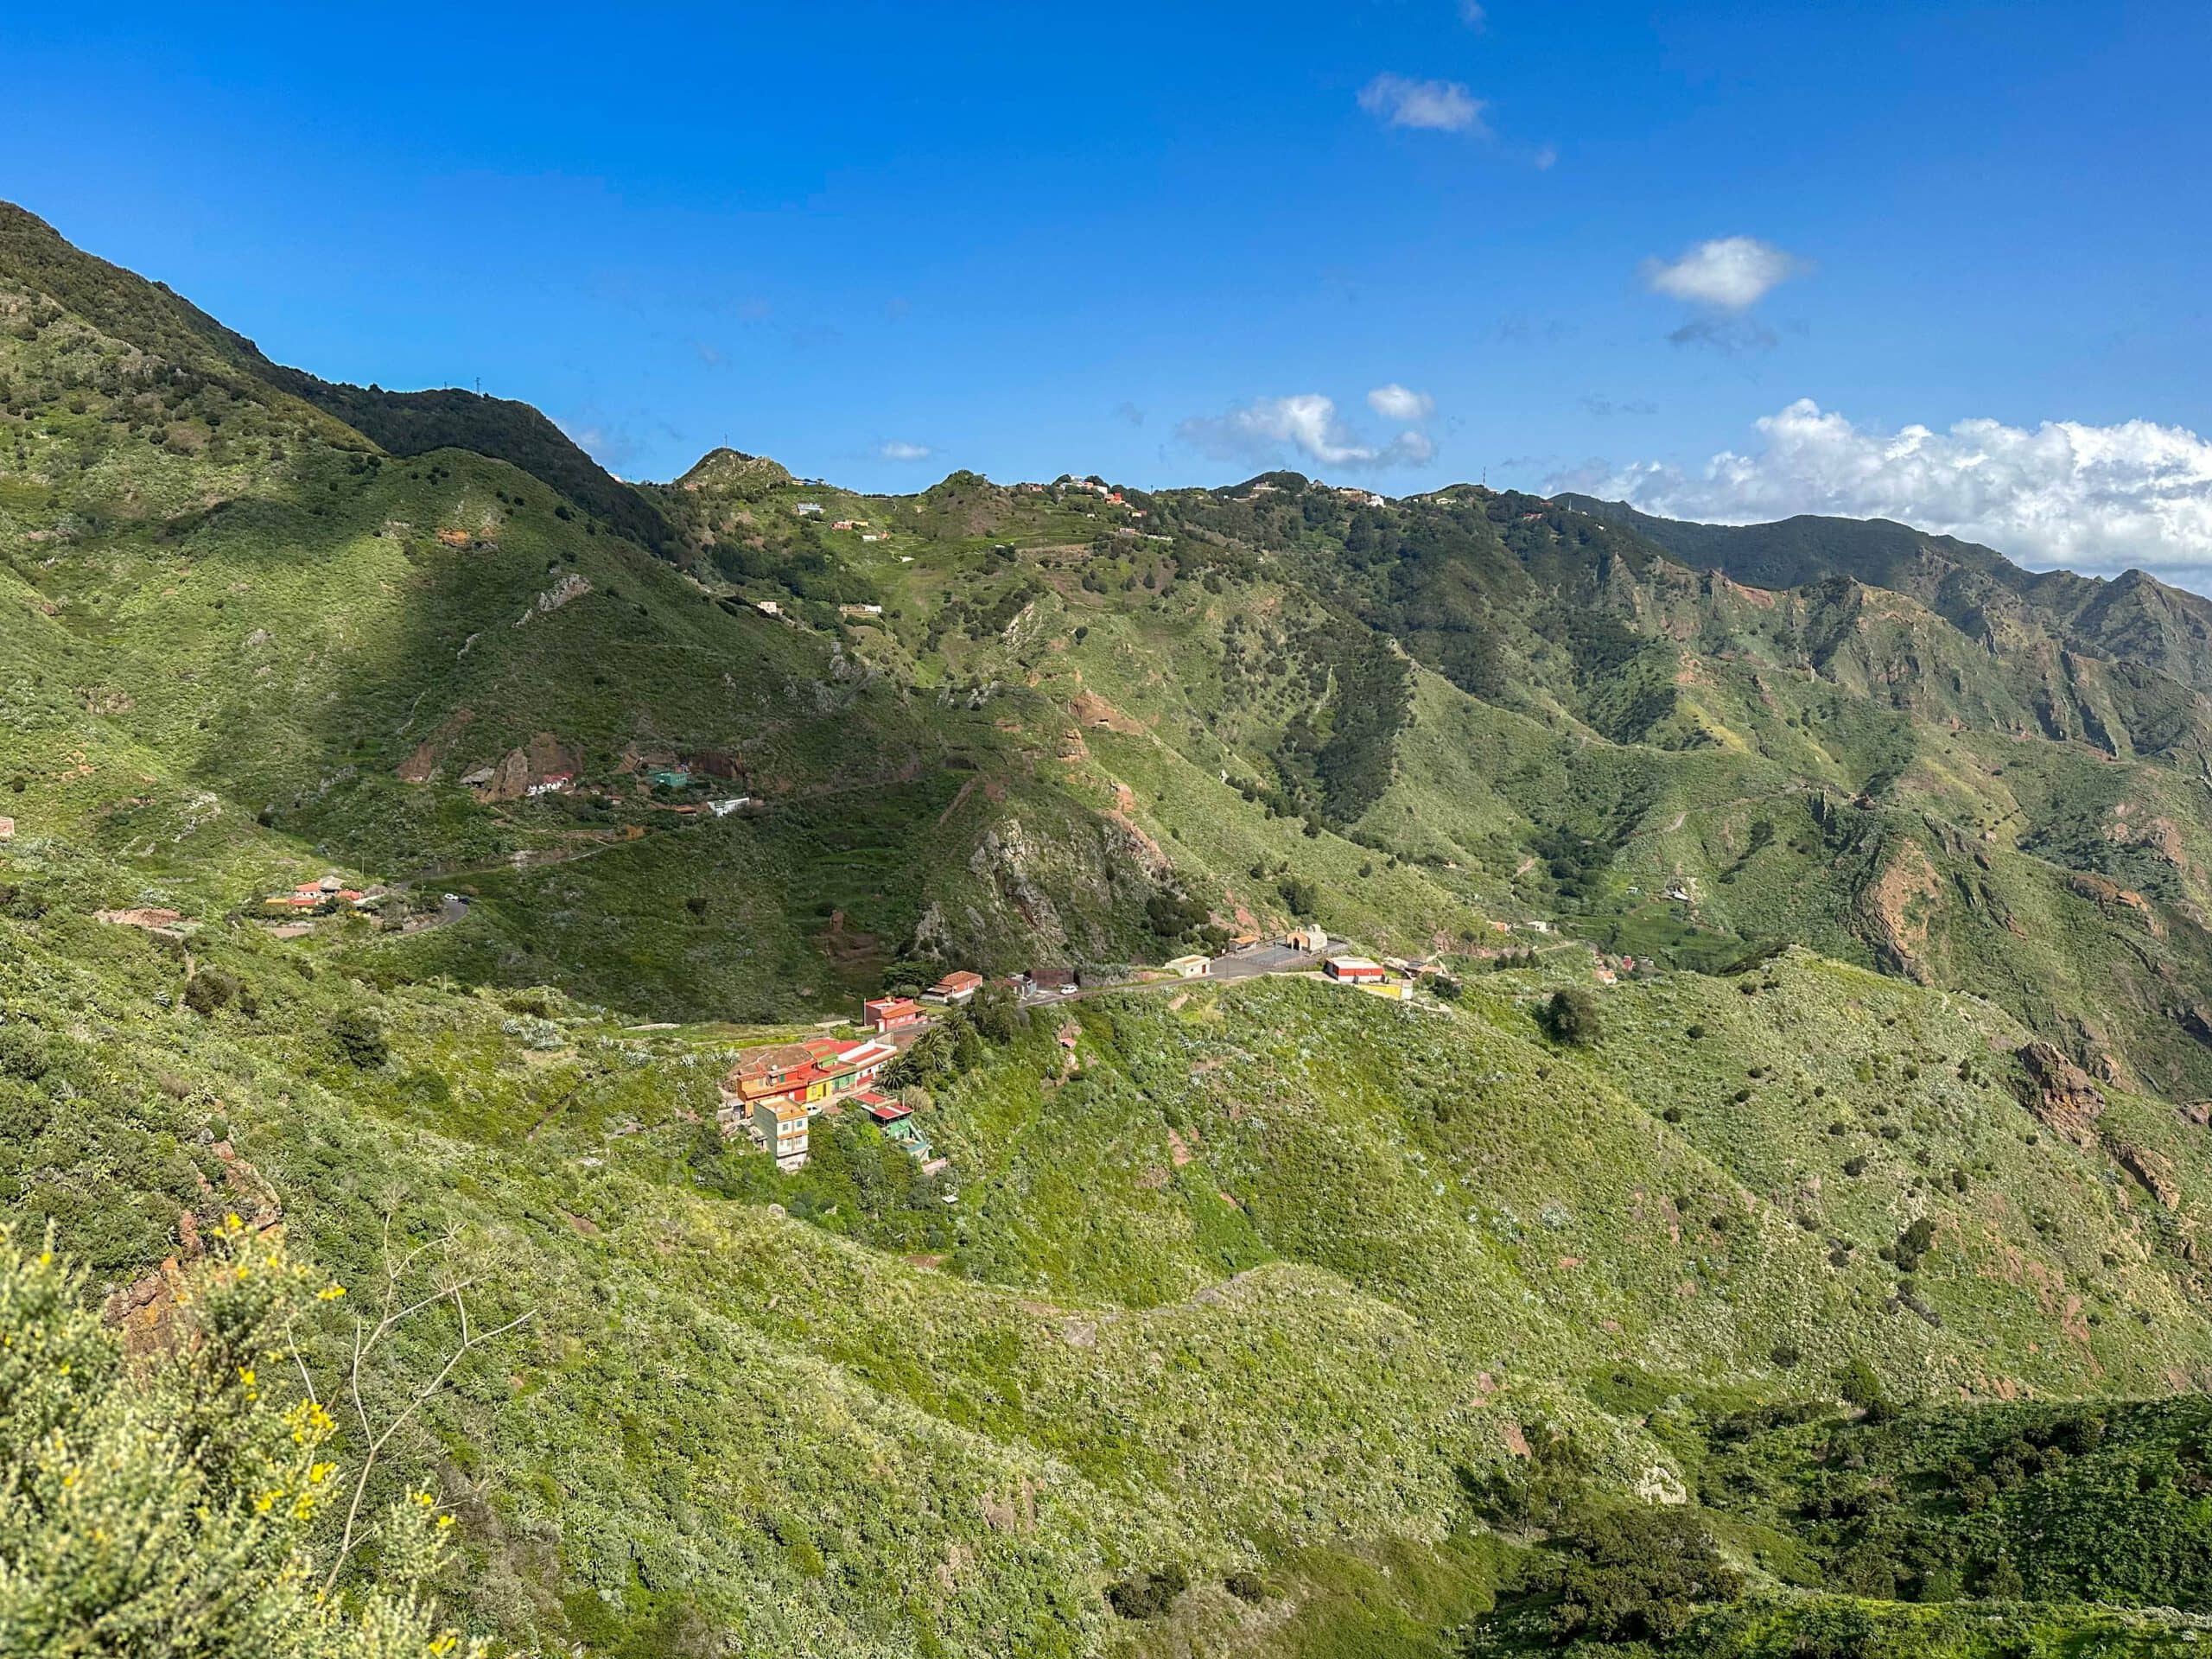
[461,732,575,802]
[1859,839,1942,985]
[968,819,1070,944]
[2105,1135,2181,1210]
[397,709,476,783]
[515,570,591,627]
[2018,1039,2106,1147]
[102,1140,283,1359]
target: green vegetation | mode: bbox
[0,1223,498,1656]
[11,200,2212,1656]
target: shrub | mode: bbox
[0,1022,49,1083]
[1548,1504,1744,1643]
[1836,1357,1892,1419]
[1894,1215,1936,1273]
[1537,988,1601,1046]
[328,1007,390,1070]
[0,1223,493,1656]
[1106,1564,1188,1619]
[183,969,255,1018]
[1224,1570,1265,1605]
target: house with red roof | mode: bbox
[724,1035,899,1124]
[924,969,983,1005]
[864,995,924,1032]
[857,1090,912,1123]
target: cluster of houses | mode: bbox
[721,1032,942,1174]
[1057,478,1124,503]
[728,969,998,1173]
[260,874,377,918]
[861,968,984,1033]
[722,931,1447,1182]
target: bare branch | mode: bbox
[318,1211,533,1601]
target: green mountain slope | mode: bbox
[12,202,2212,1657]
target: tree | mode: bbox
[969,982,1025,1044]
[1277,875,1319,917]
[1537,988,1601,1046]
[0,1220,508,1656]
[328,1007,389,1070]
[1835,1357,1894,1421]
[883,1017,983,1090]
[1549,1503,1743,1643]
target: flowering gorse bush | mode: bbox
[0,1220,505,1657]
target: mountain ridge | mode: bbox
[13,200,2212,1657]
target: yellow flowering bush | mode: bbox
[0,1224,508,1657]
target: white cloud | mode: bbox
[1643,236,1806,312]
[875,440,932,461]
[1559,399,2212,575]
[1459,1,1487,26]
[1357,73,1487,134]
[1179,393,1434,474]
[1367,383,1435,423]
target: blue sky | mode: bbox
[6,1,2211,575]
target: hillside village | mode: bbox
[16,188,2212,1659]
[711,929,1558,1179]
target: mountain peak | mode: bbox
[675,448,793,495]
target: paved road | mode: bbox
[1011,943,1332,1008]
[1207,944,1319,981]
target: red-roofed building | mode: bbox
[1324,956,1387,983]
[858,1090,912,1123]
[863,995,924,1032]
[724,1036,898,1119]
[924,969,983,1005]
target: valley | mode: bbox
[10,199,2212,1656]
